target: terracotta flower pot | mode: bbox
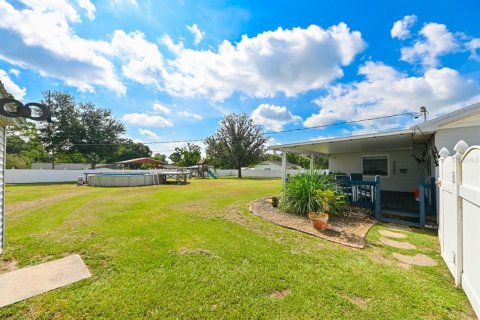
[308,212,329,231]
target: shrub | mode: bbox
[280,170,338,216]
[316,189,346,215]
[271,196,279,208]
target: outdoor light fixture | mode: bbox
[0,98,52,122]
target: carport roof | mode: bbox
[269,129,433,155]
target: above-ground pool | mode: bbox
[87,171,189,187]
[88,173,153,187]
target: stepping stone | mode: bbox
[385,224,411,232]
[393,253,437,266]
[379,237,416,250]
[379,229,407,239]
[0,254,91,307]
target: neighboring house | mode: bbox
[0,81,21,254]
[270,101,480,226]
[253,160,301,170]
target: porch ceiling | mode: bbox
[270,130,433,155]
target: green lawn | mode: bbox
[0,179,472,319]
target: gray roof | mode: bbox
[269,100,480,155]
[416,101,480,132]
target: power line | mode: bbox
[70,112,415,147]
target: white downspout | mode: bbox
[281,150,287,188]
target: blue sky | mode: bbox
[1,0,479,155]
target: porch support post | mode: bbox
[310,154,314,170]
[374,175,381,220]
[419,176,426,227]
[281,150,287,189]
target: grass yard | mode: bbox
[0,179,473,319]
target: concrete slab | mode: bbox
[393,253,437,266]
[379,230,407,239]
[0,254,91,308]
[379,237,417,250]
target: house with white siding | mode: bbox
[270,101,480,227]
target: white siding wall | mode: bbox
[435,126,480,153]
[328,149,424,192]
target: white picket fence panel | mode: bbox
[438,140,480,317]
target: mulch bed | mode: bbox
[249,197,377,249]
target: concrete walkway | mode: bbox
[0,254,91,308]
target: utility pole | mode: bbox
[419,106,428,122]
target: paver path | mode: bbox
[379,230,407,239]
[379,237,416,250]
[393,253,437,266]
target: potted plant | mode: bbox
[308,189,345,231]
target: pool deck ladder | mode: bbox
[150,169,160,185]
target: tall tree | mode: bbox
[169,143,201,167]
[153,153,167,163]
[7,121,49,168]
[205,113,267,178]
[107,139,152,163]
[38,91,79,168]
[74,102,125,169]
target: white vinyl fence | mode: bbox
[5,168,143,184]
[216,169,310,178]
[438,140,480,317]
[5,168,317,184]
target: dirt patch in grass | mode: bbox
[269,289,291,299]
[0,258,18,274]
[341,294,369,310]
[175,247,218,258]
[249,198,376,249]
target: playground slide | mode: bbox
[207,169,219,179]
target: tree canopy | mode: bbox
[34,91,133,168]
[73,102,125,168]
[6,121,49,168]
[169,143,201,167]
[205,113,267,177]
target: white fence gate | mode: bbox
[438,140,480,317]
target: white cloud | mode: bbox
[400,22,459,68]
[391,15,417,40]
[110,0,137,7]
[162,23,366,101]
[467,38,480,61]
[251,104,301,131]
[138,128,161,140]
[122,113,173,127]
[9,68,20,76]
[178,110,202,120]
[0,68,26,100]
[304,61,480,130]
[161,35,184,55]
[152,102,171,114]
[0,0,126,94]
[76,0,95,20]
[186,24,205,45]
[111,30,165,87]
